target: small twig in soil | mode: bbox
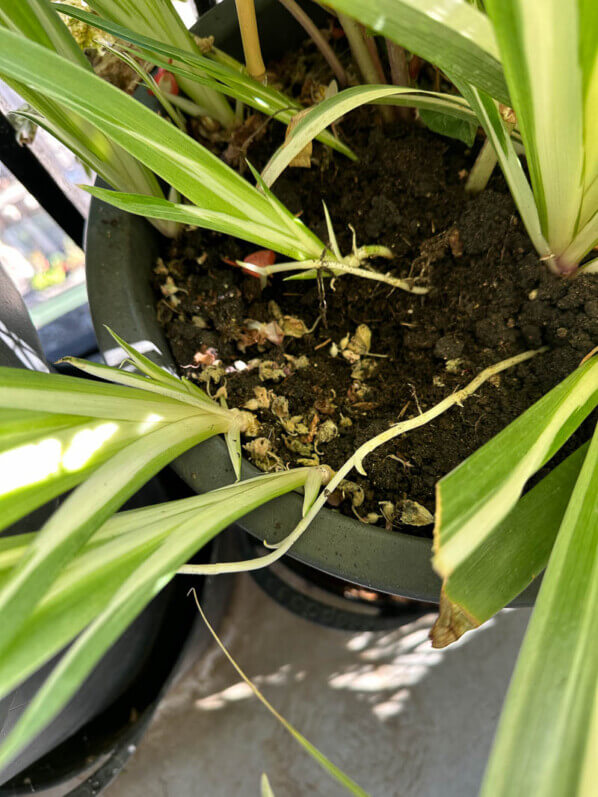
[385,39,412,122]
[276,0,348,87]
[409,383,423,415]
[178,347,547,577]
[386,453,413,470]
[580,345,598,366]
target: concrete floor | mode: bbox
[107,575,531,797]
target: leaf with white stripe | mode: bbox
[431,442,588,647]
[480,424,598,797]
[484,0,585,266]
[433,355,598,580]
[0,28,322,259]
[0,413,229,658]
[0,468,320,771]
[450,77,550,260]
[83,187,324,261]
[54,3,353,158]
[261,84,480,188]
[321,0,508,104]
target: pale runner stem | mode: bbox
[276,0,348,87]
[242,259,429,293]
[466,117,516,195]
[178,347,547,576]
[362,32,387,85]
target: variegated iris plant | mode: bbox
[0,1,596,793]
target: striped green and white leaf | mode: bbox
[433,355,598,583]
[0,470,313,703]
[54,2,353,157]
[484,0,594,270]
[0,332,247,658]
[0,27,325,260]
[431,442,588,647]
[480,423,598,797]
[81,188,321,260]
[0,467,322,772]
[321,0,509,104]
[0,0,168,230]
[77,0,235,126]
[261,84,480,188]
[0,350,226,532]
[1,0,87,65]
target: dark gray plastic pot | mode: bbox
[85,0,539,606]
[0,266,232,792]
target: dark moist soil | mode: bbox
[153,114,597,538]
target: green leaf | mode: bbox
[0,468,316,771]
[0,27,324,260]
[0,477,277,699]
[484,0,585,265]
[431,442,588,647]
[433,356,598,580]
[60,355,216,411]
[0,1,166,211]
[81,0,234,126]
[418,107,477,146]
[561,209,598,269]
[0,0,87,67]
[54,2,353,158]
[0,412,228,657]
[321,0,509,104]
[0,518,168,699]
[579,0,598,202]
[480,424,598,797]
[82,187,321,261]
[261,84,479,188]
[0,367,201,421]
[0,409,89,453]
[0,415,144,533]
[261,774,276,797]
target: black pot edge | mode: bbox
[83,0,539,607]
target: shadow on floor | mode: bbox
[107,574,531,797]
